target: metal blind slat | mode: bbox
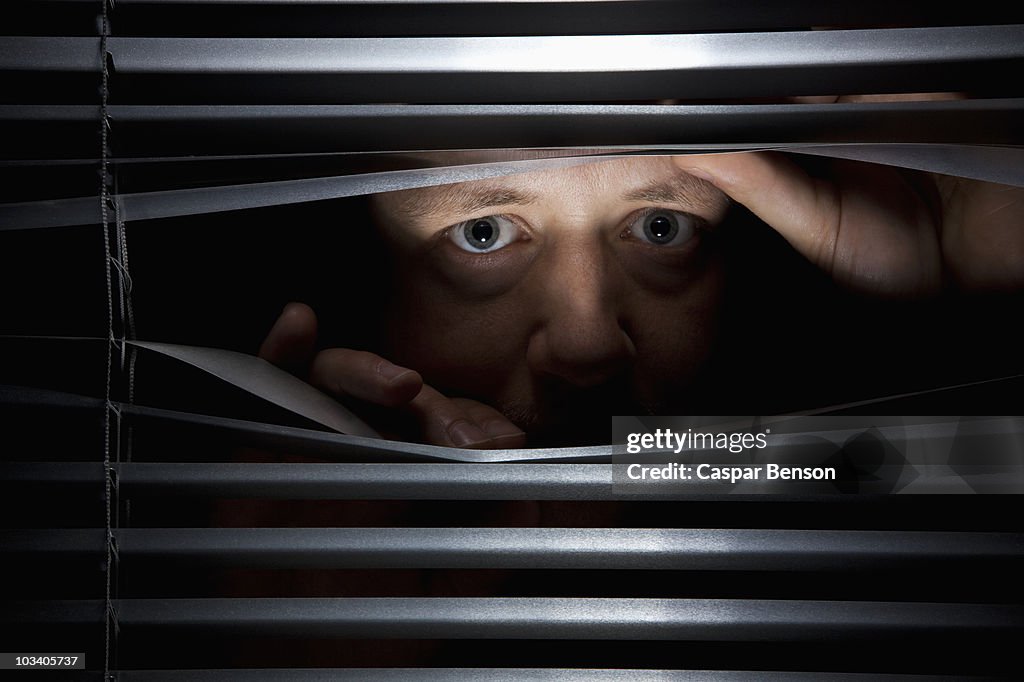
[5,28,1023,103]
[1,462,615,499]
[3,101,1023,160]
[10,598,1022,639]
[5,528,1022,569]
[109,669,1000,681]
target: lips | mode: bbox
[498,374,663,446]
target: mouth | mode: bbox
[499,376,661,447]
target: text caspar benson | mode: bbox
[625,462,837,484]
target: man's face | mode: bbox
[370,156,730,443]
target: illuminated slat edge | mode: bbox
[7,598,1022,639]
[3,27,1023,102]
[0,462,614,499]
[4,528,1022,570]
[2,101,1022,159]
[109,668,1002,682]
[3,145,1024,230]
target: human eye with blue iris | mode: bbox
[446,208,703,255]
[622,208,701,248]
[447,214,524,253]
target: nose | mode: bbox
[526,239,636,388]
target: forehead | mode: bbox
[373,156,721,218]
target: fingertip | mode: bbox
[674,160,719,186]
[478,419,527,449]
[375,358,414,382]
[260,301,318,368]
[447,419,491,448]
[676,151,788,191]
[278,302,317,336]
[675,153,765,197]
[443,397,526,449]
[376,364,423,407]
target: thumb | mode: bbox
[258,302,318,376]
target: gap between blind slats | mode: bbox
[14,0,1024,38]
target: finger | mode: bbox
[934,175,1024,290]
[258,302,318,375]
[406,385,503,448]
[451,397,527,449]
[676,152,944,296]
[674,152,840,270]
[310,348,423,407]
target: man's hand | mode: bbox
[259,302,526,449]
[675,153,1024,296]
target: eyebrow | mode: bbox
[397,184,539,219]
[393,167,724,220]
[622,171,725,210]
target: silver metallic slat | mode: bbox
[0,37,99,73]
[107,29,1023,76]
[126,462,613,497]
[123,402,616,463]
[0,462,106,486]
[0,462,95,484]
[3,385,1022,469]
[0,156,603,230]
[4,144,1024,229]
[0,460,1007,502]
[110,669,996,682]
[5,528,1021,570]
[84,99,1024,149]
[10,598,1022,638]
[4,28,1022,101]
[0,462,615,499]
[3,101,1022,159]
[0,384,611,463]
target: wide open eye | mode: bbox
[626,209,698,247]
[448,215,521,253]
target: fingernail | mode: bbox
[377,360,412,382]
[482,419,525,440]
[450,420,489,447]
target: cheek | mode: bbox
[383,281,533,396]
[626,258,726,383]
